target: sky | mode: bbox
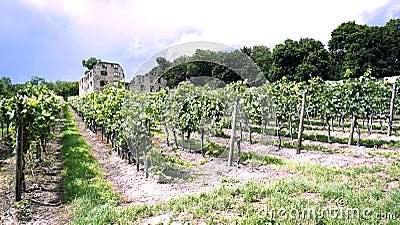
[0,0,399,84]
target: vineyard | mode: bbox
[69,74,400,171]
[1,74,400,224]
[65,74,400,223]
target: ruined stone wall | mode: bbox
[79,62,125,96]
[129,75,167,93]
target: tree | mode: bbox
[156,57,171,71]
[29,76,46,86]
[162,60,188,87]
[240,46,252,57]
[0,77,12,97]
[147,50,246,87]
[270,38,330,82]
[249,45,272,79]
[328,21,399,79]
[52,80,79,100]
[297,38,330,80]
[382,19,400,77]
[82,57,101,74]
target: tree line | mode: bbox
[0,76,78,100]
[146,19,400,85]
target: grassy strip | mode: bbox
[300,132,400,148]
[62,105,120,223]
[302,124,393,135]
[250,124,400,149]
[245,120,400,134]
[303,119,400,131]
[278,141,344,154]
[366,151,400,160]
[244,125,398,149]
[240,151,284,165]
[153,126,340,156]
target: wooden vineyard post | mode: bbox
[237,121,243,165]
[181,131,185,150]
[228,98,239,167]
[163,125,170,146]
[142,138,149,178]
[200,127,205,156]
[297,91,306,154]
[348,114,356,145]
[15,102,23,202]
[388,83,396,136]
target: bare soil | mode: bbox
[0,137,14,224]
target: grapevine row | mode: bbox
[0,82,64,201]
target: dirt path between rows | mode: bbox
[0,121,70,225]
[0,137,14,224]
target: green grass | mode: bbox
[162,150,192,167]
[163,175,400,224]
[304,119,400,131]
[154,159,400,224]
[278,141,344,153]
[366,151,400,160]
[204,142,228,157]
[249,126,276,135]
[263,127,400,149]
[303,124,394,136]
[234,123,400,149]
[150,127,164,136]
[62,106,123,224]
[310,133,400,148]
[240,151,284,165]
[155,126,343,157]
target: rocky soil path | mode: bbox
[0,122,70,225]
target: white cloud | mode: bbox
[22,0,395,79]
[131,35,147,57]
[385,3,400,20]
[24,0,393,48]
